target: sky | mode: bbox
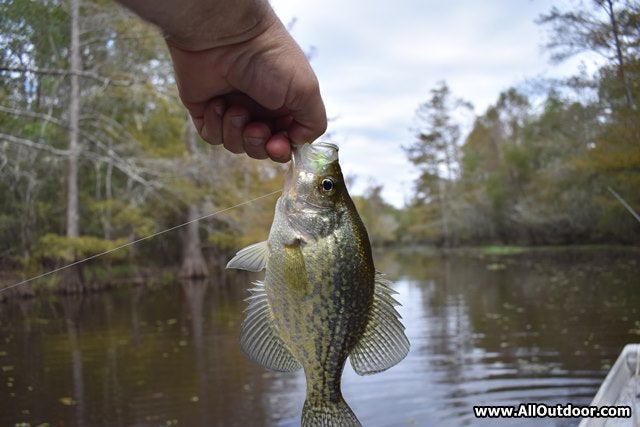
[269,0,601,207]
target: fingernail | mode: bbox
[231,115,247,128]
[214,104,224,117]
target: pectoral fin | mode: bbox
[226,241,269,272]
[349,273,410,375]
[241,281,302,372]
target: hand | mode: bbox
[166,15,327,163]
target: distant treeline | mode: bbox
[388,0,640,247]
[0,1,638,292]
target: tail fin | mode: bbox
[302,397,361,427]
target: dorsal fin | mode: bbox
[349,273,410,375]
[240,281,302,372]
[226,241,269,272]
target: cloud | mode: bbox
[270,0,596,207]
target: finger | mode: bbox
[199,98,225,145]
[265,132,293,163]
[242,122,271,160]
[222,106,249,154]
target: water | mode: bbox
[0,248,638,426]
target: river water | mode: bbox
[0,247,638,426]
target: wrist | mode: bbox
[119,0,278,51]
[164,0,277,51]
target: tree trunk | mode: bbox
[179,124,209,278]
[438,178,450,247]
[62,0,83,292]
[67,0,81,239]
[180,204,209,278]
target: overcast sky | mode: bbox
[269,0,600,207]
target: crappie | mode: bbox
[227,141,409,426]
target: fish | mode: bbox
[226,141,409,426]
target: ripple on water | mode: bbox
[1,249,639,426]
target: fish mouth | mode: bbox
[310,141,339,151]
[292,141,338,154]
[292,141,339,172]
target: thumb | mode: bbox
[285,79,328,145]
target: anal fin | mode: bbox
[241,281,302,372]
[349,272,410,375]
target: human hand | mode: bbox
[166,13,327,163]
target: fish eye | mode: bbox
[320,178,335,192]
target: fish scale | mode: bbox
[227,141,410,426]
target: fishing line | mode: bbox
[1,189,282,294]
[607,186,640,223]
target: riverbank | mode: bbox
[0,264,179,302]
[388,243,640,257]
[2,244,638,302]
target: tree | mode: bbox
[512,93,602,243]
[458,89,532,243]
[0,0,182,288]
[179,123,209,278]
[352,185,399,247]
[0,0,71,263]
[405,81,472,246]
[398,2,640,247]
[0,0,290,290]
[539,0,640,242]
[537,0,640,109]
[62,0,84,290]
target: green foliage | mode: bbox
[410,70,639,245]
[394,1,636,245]
[207,231,237,252]
[0,0,285,281]
[401,1,640,246]
[396,202,442,244]
[352,185,400,246]
[3,0,639,287]
[89,199,157,238]
[410,77,640,245]
[481,246,528,256]
[404,81,474,246]
[35,233,128,262]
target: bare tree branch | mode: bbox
[0,132,70,156]
[0,66,136,87]
[1,129,163,194]
[0,104,67,128]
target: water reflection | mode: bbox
[0,248,638,426]
[61,296,86,427]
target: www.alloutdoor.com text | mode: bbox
[473,403,632,419]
